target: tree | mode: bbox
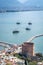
[29,61,37,65]
[35,53,43,57]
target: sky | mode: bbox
[18,0,28,3]
[0,0,43,8]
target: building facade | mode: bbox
[22,42,34,57]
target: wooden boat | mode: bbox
[16,22,20,25]
[12,30,19,34]
[28,22,32,25]
[25,28,31,30]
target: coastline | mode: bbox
[0,8,43,13]
[0,10,43,54]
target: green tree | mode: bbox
[35,53,43,57]
[29,61,37,65]
[6,63,12,65]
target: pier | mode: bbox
[0,34,43,49]
[0,42,11,48]
[27,34,43,42]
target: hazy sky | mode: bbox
[18,0,28,3]
[0,0,43,8]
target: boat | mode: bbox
[16,22,20,25]
[28,22,32,25]
[25,28,31,30]
[12,30,19,34]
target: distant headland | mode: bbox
[0,7,43,13]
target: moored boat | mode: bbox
[16,22,20,25]
[25,28,31,30]
[12,30,19,34]
[28,22,32,25]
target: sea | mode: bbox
[0,11,43,53]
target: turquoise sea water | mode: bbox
[0,11,43,53]
[0,46,5,51]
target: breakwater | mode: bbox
[27,34,43,42]
[0,42,11,48]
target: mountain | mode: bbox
[0,0,22,9]
[0,0,43,10]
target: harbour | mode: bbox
[0,11,43,53]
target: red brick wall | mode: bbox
[22,42,34,56]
